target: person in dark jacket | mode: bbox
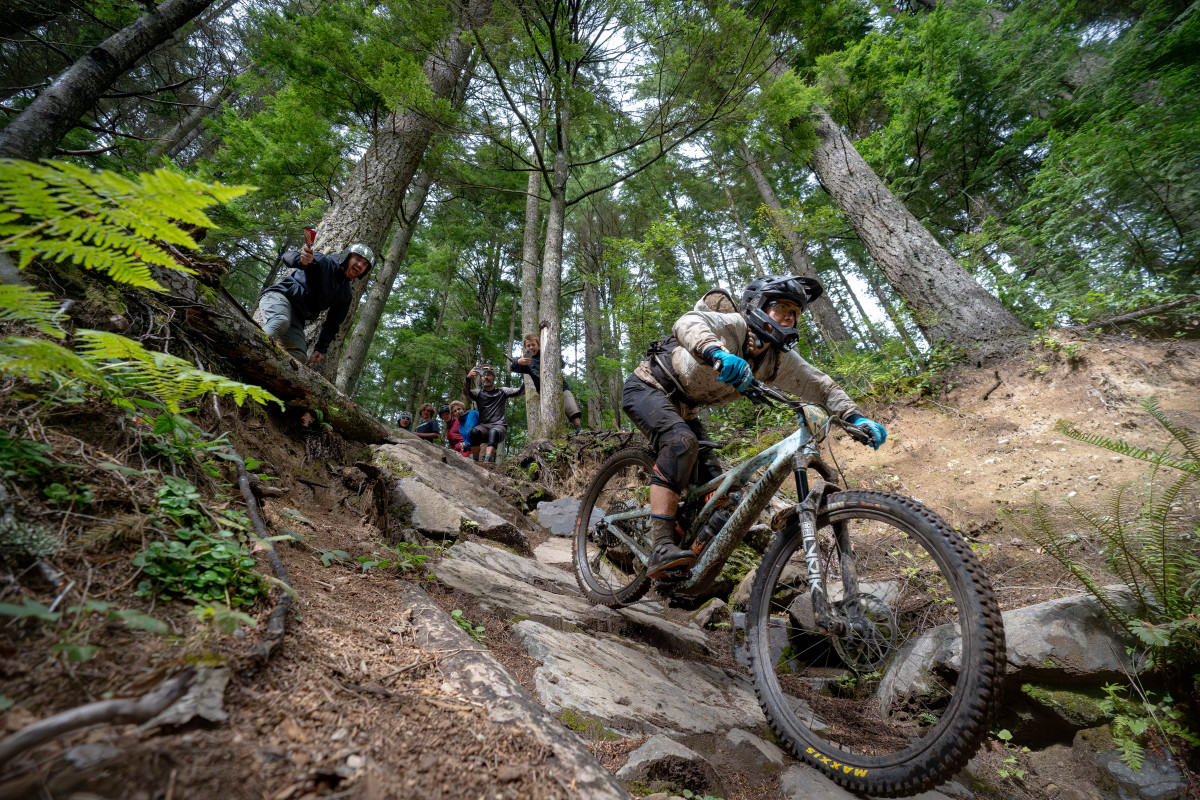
[465,366,523,463]
[253,242,375,363]
[414,403,441,441]
[511,333,583,433]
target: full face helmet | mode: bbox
[740,274,824,352]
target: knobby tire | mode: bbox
[747,490,1005,797]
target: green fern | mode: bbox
[76,330,281,413]
[0,285,64,338]
[0,159,250,290]
[1015,398,1200,670]
[0,160,278,414]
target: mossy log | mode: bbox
[148,255,395,444]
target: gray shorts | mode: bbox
[563,388,580,419]
[253,292,308,361]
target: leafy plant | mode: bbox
[0,431,54,480]
[993,729,1029,782]
[189,601,258,635]
[450,609,486,642]
[1099,683,1198,770]
[134,477,266,607]
[1012,397,1200,671]
[0,159,280,415]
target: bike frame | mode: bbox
[596,407,835,597]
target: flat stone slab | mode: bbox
[434,555,601,628]
[534,497,602,537]
[514,620,764,735]
[533,536,574,565]
[440,541,710,656]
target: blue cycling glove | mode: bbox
[706,348,753,392]
[848,415,887,450]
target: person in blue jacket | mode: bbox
[253,241,374,364]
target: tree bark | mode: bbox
[335,170,434,394]
[306,0,484,380]
[0,0,216,160]
[737,141,853,348]
[809,107,1029,355]
[536,131,570,439]
[519,116,544,434]
[583,270,602,428]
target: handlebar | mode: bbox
[737,377,878,447]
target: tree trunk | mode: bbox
[737,141,853,348]
[809,107,1029,355]
[0,0,216,160]
[335,170,434,394]
[519,139,543,435]
[583,271,602,429]
[306,0,484,380]
[146,83,234,162]
[536,129,570,439]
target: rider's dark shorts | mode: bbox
[622,374,720,493]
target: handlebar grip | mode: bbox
[845,422,876,446]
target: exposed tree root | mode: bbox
[0,670,195,768]
[236,463,292,662]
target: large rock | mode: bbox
[437,541,710,656]
[535,497,602,537]
[395,582,631,800]
[533,536,573,565]
[879,591,1139,709]
[724,728,784,768]
[375,440,535,536]
[393,477,528,552]
[514,620,764,735]
[1072,725,1188,800]
[615,734,723,795]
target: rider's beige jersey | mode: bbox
[633,291,861,422]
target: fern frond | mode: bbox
[1142,397,1200,464]
[0,159,250,290]
[1055,421,1163,465]
[78,512,147,550]
[75,330,282,412]
[0,336,110,388]
[0,284,65,338]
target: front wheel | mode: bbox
[747,490,1004,797]
[573,447,655,607]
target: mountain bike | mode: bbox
[571,381,1005,797]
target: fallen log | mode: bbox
[146,256,395,444]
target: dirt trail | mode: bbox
[2,334,1197,800]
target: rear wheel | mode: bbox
[747,490,1004,797]
[572,448,655,607]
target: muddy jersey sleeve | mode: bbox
[503,384,525,398]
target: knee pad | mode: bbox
[651,425,698,493]
[488,427,506,446]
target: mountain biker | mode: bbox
[253,242,375,364]
[414,403,441,441]
[511,333,583,434]
[623,275,888,579]
[465,366,524,463]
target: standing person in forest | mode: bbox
[414,403,441,441]
[465,366,524,463]
[446,401,476,457]
[252,242,374,364]
[511,333,583,434]
[624,275,888,578]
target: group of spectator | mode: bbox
[393,354,557,464]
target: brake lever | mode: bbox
[840,421,876,447]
